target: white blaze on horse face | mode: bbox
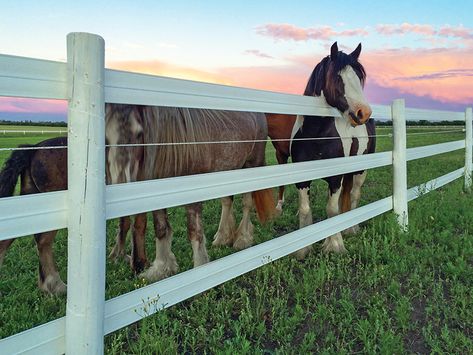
[339,66,372,125]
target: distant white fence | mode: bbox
[0,32,471,354]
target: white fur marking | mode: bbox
[334,117,369,157]
[340,66,369,110]
[290,115,305,154]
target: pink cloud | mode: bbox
[256,23,368,41]
[243,49,274,59]
[376,23,436,36]
[376,23,473,41]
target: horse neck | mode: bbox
[301,115,335,137]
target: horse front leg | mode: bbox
[212,196,236,247]
[0,238,15,269]
[233,192,254,250]
[344,171,367,235]
[35,231,66,295]
[140,209,178,282]
[322,180,346,253]
[109,216,131,262]
[187,203,209,266]
[275,151,289,214]
[131,213,148,273]
[293,185,313,260]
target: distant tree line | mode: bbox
[0,120,67,127]
[375,120,464,126]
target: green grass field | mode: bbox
[0,126,472,354]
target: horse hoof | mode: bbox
[212,231,234,247]
[322,242,347,254]
[109,245,127,262]
[232,238,253,250]
[139,257,178,283]
[292,246,312,260]
[343,225,360,235]
[39,274,67,296]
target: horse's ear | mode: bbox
[350,43,362,60]
[330,42,338,60]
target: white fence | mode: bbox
[0,32,471,354]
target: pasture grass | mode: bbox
[0,126,472,353]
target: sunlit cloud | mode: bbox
[255,23,368,41]
[376,23,473,41]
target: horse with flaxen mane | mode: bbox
[0,105,145,295]
[108,106,275,282]
[267,42,375,259]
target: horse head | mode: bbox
[105,104,144,184]
[305,42,372,126]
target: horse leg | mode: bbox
[233,192,255,250]
[187,203,209,266]
[293,186,313,260]
[0,239,15,268]
[275,151,289,213]
[131,213,148,273]
[109,216,131,262]
[35,231,67,295]
[140,209,178,282]
[345,171,367,235]
[212,196,236,247]
[322,182,346,253]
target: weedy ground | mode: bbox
[0,126,471,354]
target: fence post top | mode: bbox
[66,32,104,43]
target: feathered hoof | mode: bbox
[109,245,131,263]
[212,231,234,247]
[343,224,360,235]
[292,245,312,260]
[39,274,67,296]
[233,237,253,250]
[321,240,347,253]
[139,256,179,283]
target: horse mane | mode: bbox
[141,107,240,178]
[303,52,367,97]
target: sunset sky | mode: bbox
[1,0,472,121]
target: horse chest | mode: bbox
[334,118,369,157]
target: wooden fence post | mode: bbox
[465,107,472,192]
[392,99,408,230]
[65,32,106,354]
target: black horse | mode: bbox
[291,42,376,258]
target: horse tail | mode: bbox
[252,188,276,223]
[340,175,353,213]
[0,146,35,197]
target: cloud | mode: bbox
[243,49,274,59]
[376,23,473,40]
[361,47,473,105]
[255,23,368,42]
[0,97,66,114]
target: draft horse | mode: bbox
[269,42,375,258]
[107,106,275,282]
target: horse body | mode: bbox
[107,106,274,282]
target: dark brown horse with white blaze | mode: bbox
[108,106,275,282]
[269,42,375,259]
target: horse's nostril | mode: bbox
[356,109,363,120]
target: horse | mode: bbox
[270,42,375,259]
[107,106,275,282]
[0,105,146,295]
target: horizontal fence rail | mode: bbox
[0,32,472,354]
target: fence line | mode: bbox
[0,32,472,354]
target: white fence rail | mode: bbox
[0,32,472,354]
